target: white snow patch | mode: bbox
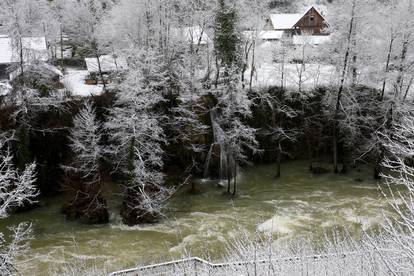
[247,62,337,90]
[0,81,11,96]
[63,69,103,97]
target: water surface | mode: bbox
[0,161,394,274]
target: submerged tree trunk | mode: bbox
[275,141,281,178]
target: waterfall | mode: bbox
[203,109,228,180]
[203,145,214,178]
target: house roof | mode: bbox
[85,55,128,73]
[268,6,326,30]
[0,36,48,64]
[9,62,63,81]
[269,14,302,30]
[171,26,212,45]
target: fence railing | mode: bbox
[108,251,396,276]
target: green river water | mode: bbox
[0,161,395,275]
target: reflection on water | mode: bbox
[0,161,396,274]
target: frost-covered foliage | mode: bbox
[378,114,414,274]
[105,48,173,224]
[0,136,37,275]
[0,222,33,275]
[64,102,102,185]
[55,0,109,50]
[0,137,38,218]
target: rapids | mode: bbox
[0,161,396,274]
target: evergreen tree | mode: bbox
[214,0,241,68]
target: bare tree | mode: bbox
[0,135,37,275]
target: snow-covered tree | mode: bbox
[64,102,102,186]
[0,137,38,218]
[61,101,108,224]
[378,114,414,274]
[105,48,173,225]
[0,222,33,275]
[0,136,37,274]
[212,68,258,195]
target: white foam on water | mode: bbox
[257,216,296,235]
[306,190,334,198]
[350,185,379,190]
[168,234,201,254]
[341,208,383,231]
[263,199,310,206]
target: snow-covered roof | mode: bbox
[269,14,302,30]
[9,62,63,81]
[0,36,48,64]
[293,35,331,45]
[171,26,212,45]
[268,6,326,30]
[85,55,128,73]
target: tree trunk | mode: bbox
[226,152,231,194]
[232,160,237,196]
[60,24,65,73]
[403,75,414,102]
[96,53,106,92]
[381,35,394,101]
[19,36,24,80]
[276,141,281,178]
[249,40,256,91]
[395,35,409,97]
[374,148,384,179]
[215,52,220,88]
[333,0,356,174]
[241,41,252,89]
[333,122,339,173]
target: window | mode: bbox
[309,16,316,27]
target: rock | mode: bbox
[62,195,109,224]
[120,202,159,226]
[187,182,202,195]
[311,166,330,174]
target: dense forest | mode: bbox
[0,0,413,275]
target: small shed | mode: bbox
[0,35,48,80]
[0,35,48,65]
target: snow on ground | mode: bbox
[247,62,337,90]
[63,68,103,97]
[0,81,12,96]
